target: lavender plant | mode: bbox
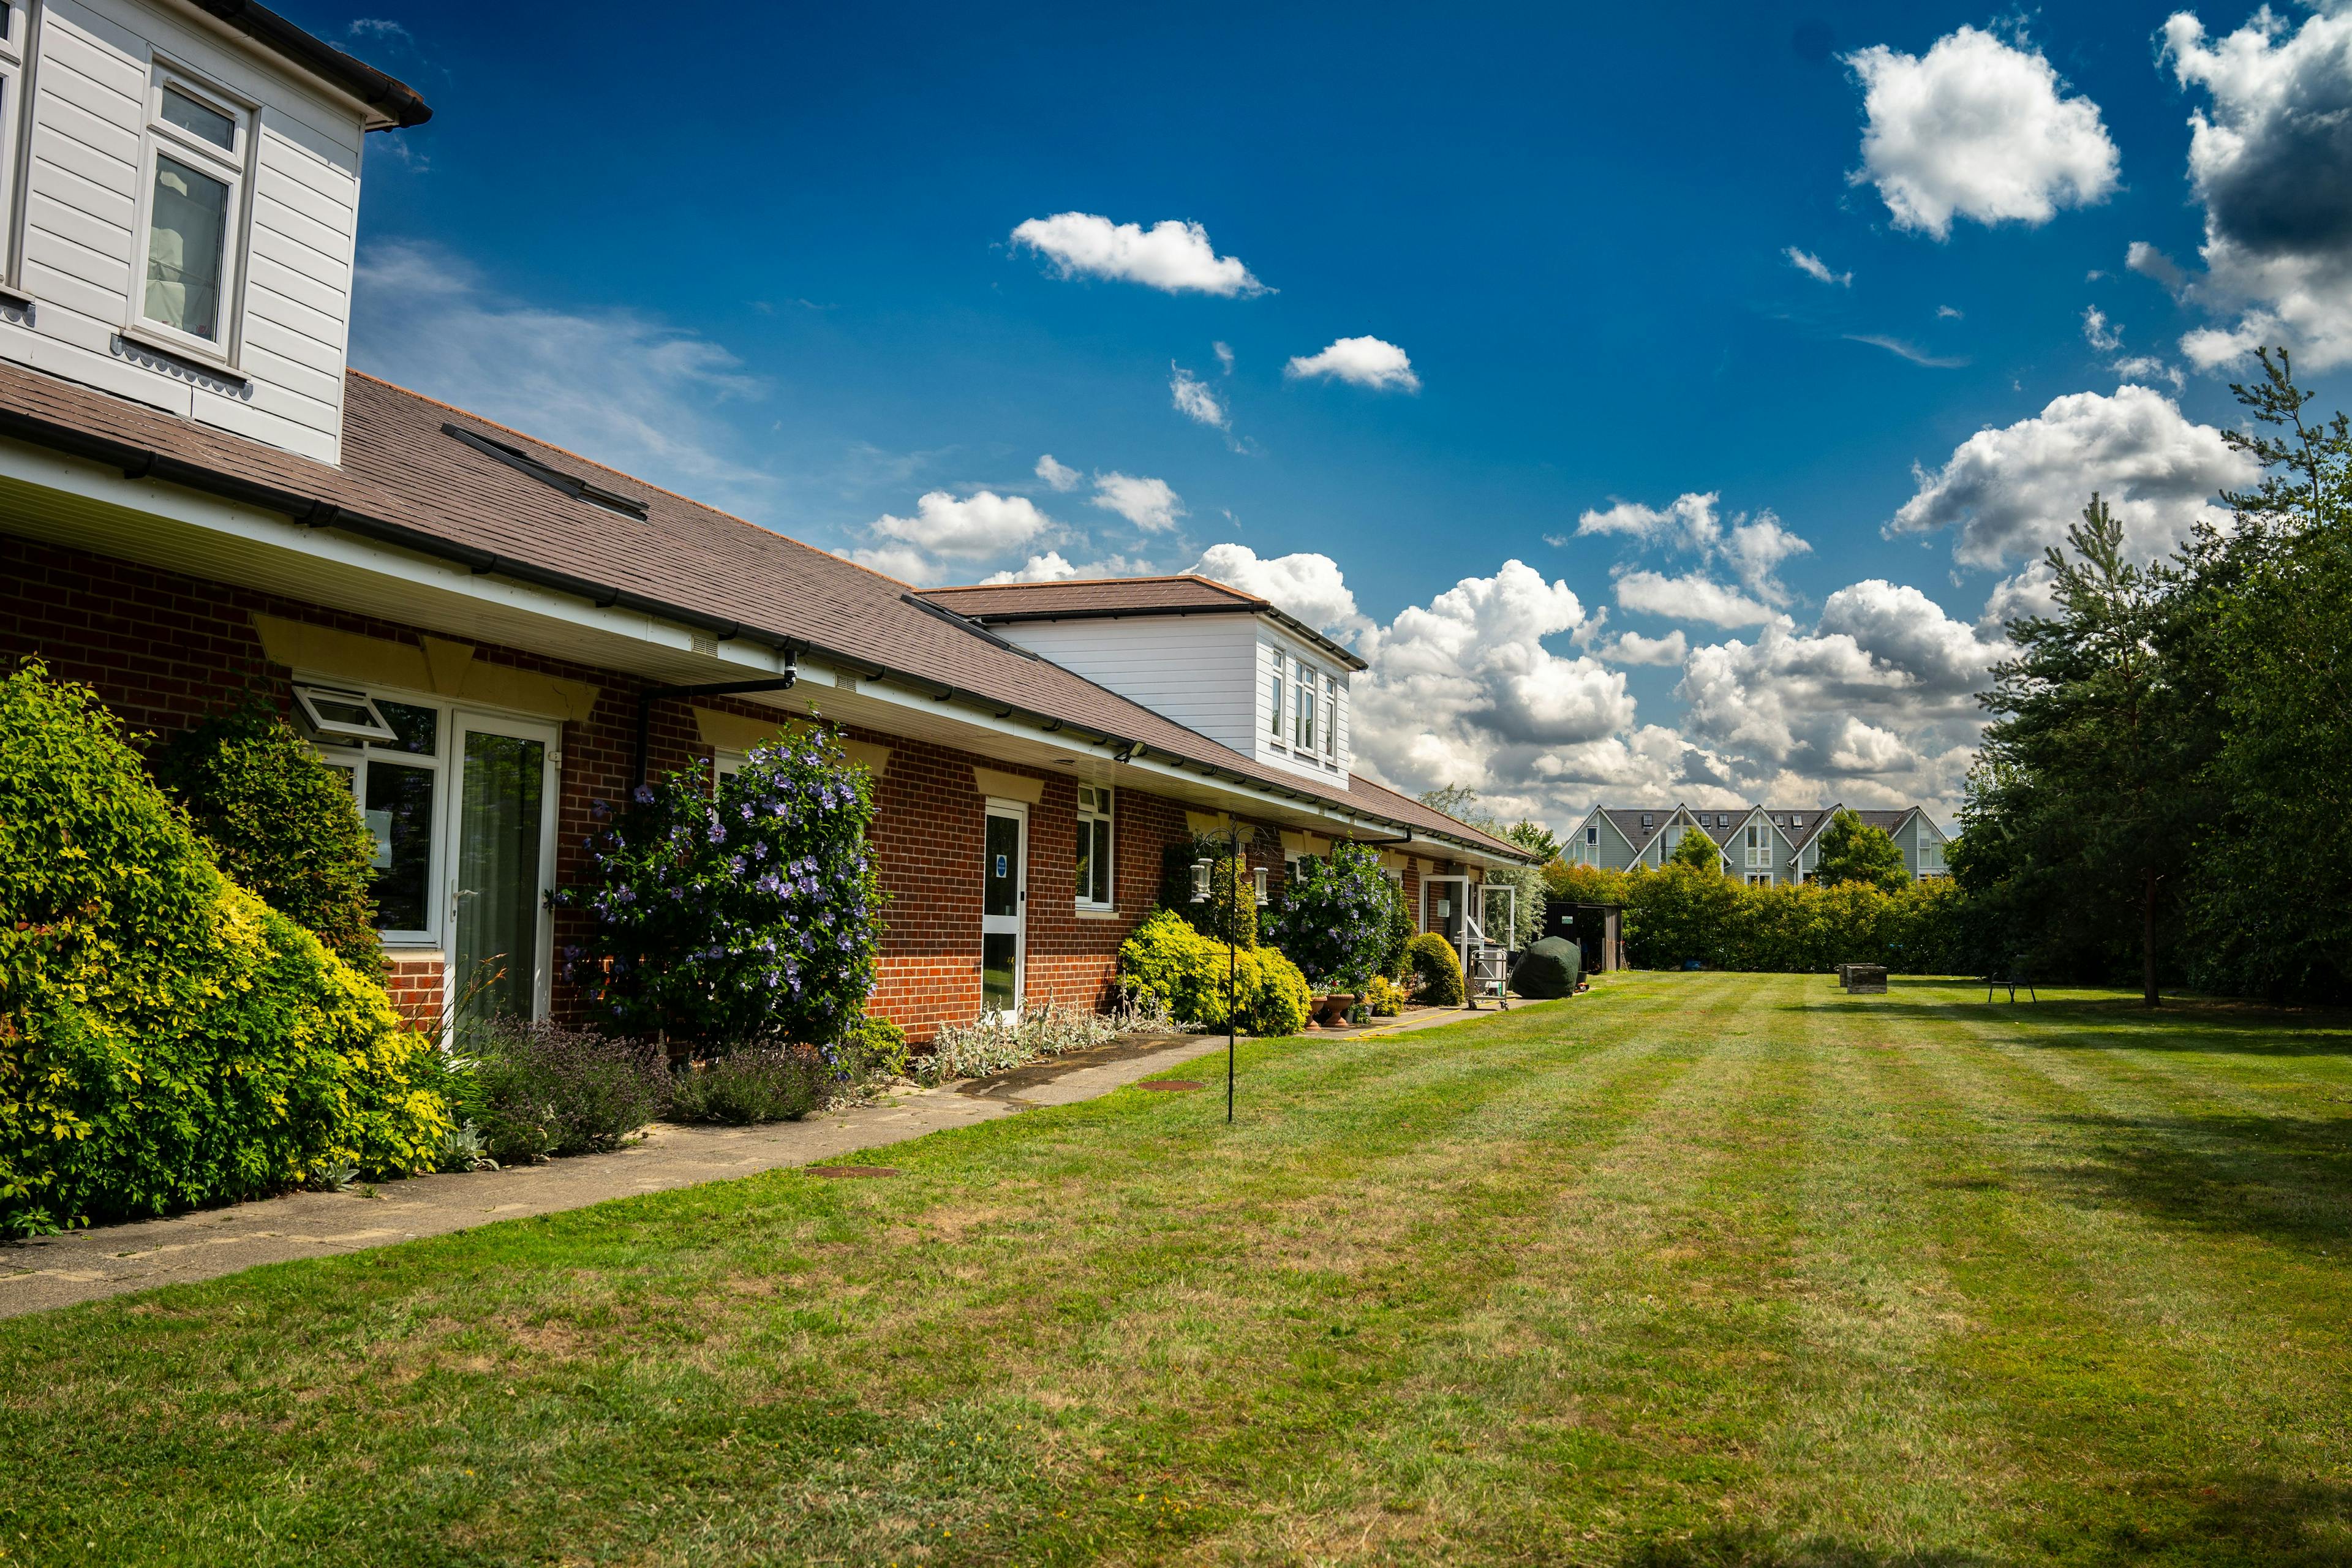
[554,723,883,1055]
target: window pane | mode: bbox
[364,760,435,932]
[374,700,439,756]
[161,87,235,151]
[1268,666,1283,737]
[455,731,545,1022]
[984,813,1019,918]
[1090,818,1112,905]
[145,154,229,340]
[981,932,1016,1013]
[1074,818,1092,905]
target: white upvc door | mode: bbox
[981,801,1028,1020]
[445,710,561,1023]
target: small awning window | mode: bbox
[291,683,398,742]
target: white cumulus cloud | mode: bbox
[1284,336,1421,392]
[1035,453,1081,492]
[1090,472,1184,532]
[1597,630,1689,666]
[1189,543,1369,641]
[2160,8,2352,370]
[1170,365,1227,429]
[1009,213,1267,296]
[864,490,1055,574]
[1886,384,2255,569]
[1613,570,1779,629]
[1845,24,2119,239]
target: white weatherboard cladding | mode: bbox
[985,614,1353,783]
[4,0,364,462]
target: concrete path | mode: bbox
[0,1031,1232,1319]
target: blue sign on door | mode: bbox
[995,854,1008,878]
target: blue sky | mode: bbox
[312,1,2352,831]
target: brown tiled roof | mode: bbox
[0,361,1525,862]
[919,573,1368,671]
[920,575,1261,617]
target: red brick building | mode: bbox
[0,2,1528,1039]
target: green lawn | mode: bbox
[6,973,2351,1567]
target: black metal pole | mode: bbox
[1227,818,1238,1125]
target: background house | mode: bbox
[1570,804,1951,885]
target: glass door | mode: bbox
[981,803,1027,1020]
[447,713,559,1024]
[1424,875,1469,971]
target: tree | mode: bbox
[1667,826,1723,873]
[1506,818,1561,863]
[1812,810,1910,894]
[1965,496,2208,1005]
[2177,349,2352,1000]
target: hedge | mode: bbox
[1611,864,1970,973]
[1118,908,1310,1035]
[0,663,446,1232]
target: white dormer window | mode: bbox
[132,67,254,354]
[1076,785,1114,909]
[1319,670,1337,761]
[1291,656,1316,752]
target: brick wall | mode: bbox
[1,530,1291,1042]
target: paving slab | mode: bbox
[0,1031,1230,1319]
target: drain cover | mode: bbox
[1137,1080,1204,1093]
[805,1165,900,1178]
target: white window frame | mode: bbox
[308,688,450,949]
[1075,784,1115,911]
[1291,655,1317,752]
[128,62,255,360]
[1318,670,1338,764]
[0,1,34,290]
[712,747,747,786]
[1265,644,1286,744]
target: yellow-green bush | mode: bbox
[1404,932,1465,1006]
[1365,974,1408,1017]
[1118,908,1310,1036]
[0,663,446,1232]
[1620,863,1969,973]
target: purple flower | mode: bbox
[635,785,655,805]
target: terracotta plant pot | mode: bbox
[1315,992,1359,1027]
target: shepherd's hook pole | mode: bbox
[1227,819,1238,1125]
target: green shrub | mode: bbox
[840,1014,910,1081]
[1365,974,1407,1017]
[667,1047,824,1125]
[554,724,883,1052]
[151,696,384,980]
[1404,931,1464,1006]
[0,663,444,1231]
[1378,874,1415,979]
[1118,908,1309,1035]
[455,1017,666,1164]
[1814,809,1910,891]
[1264,842,1392,989]
[1159,838,1258,948]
